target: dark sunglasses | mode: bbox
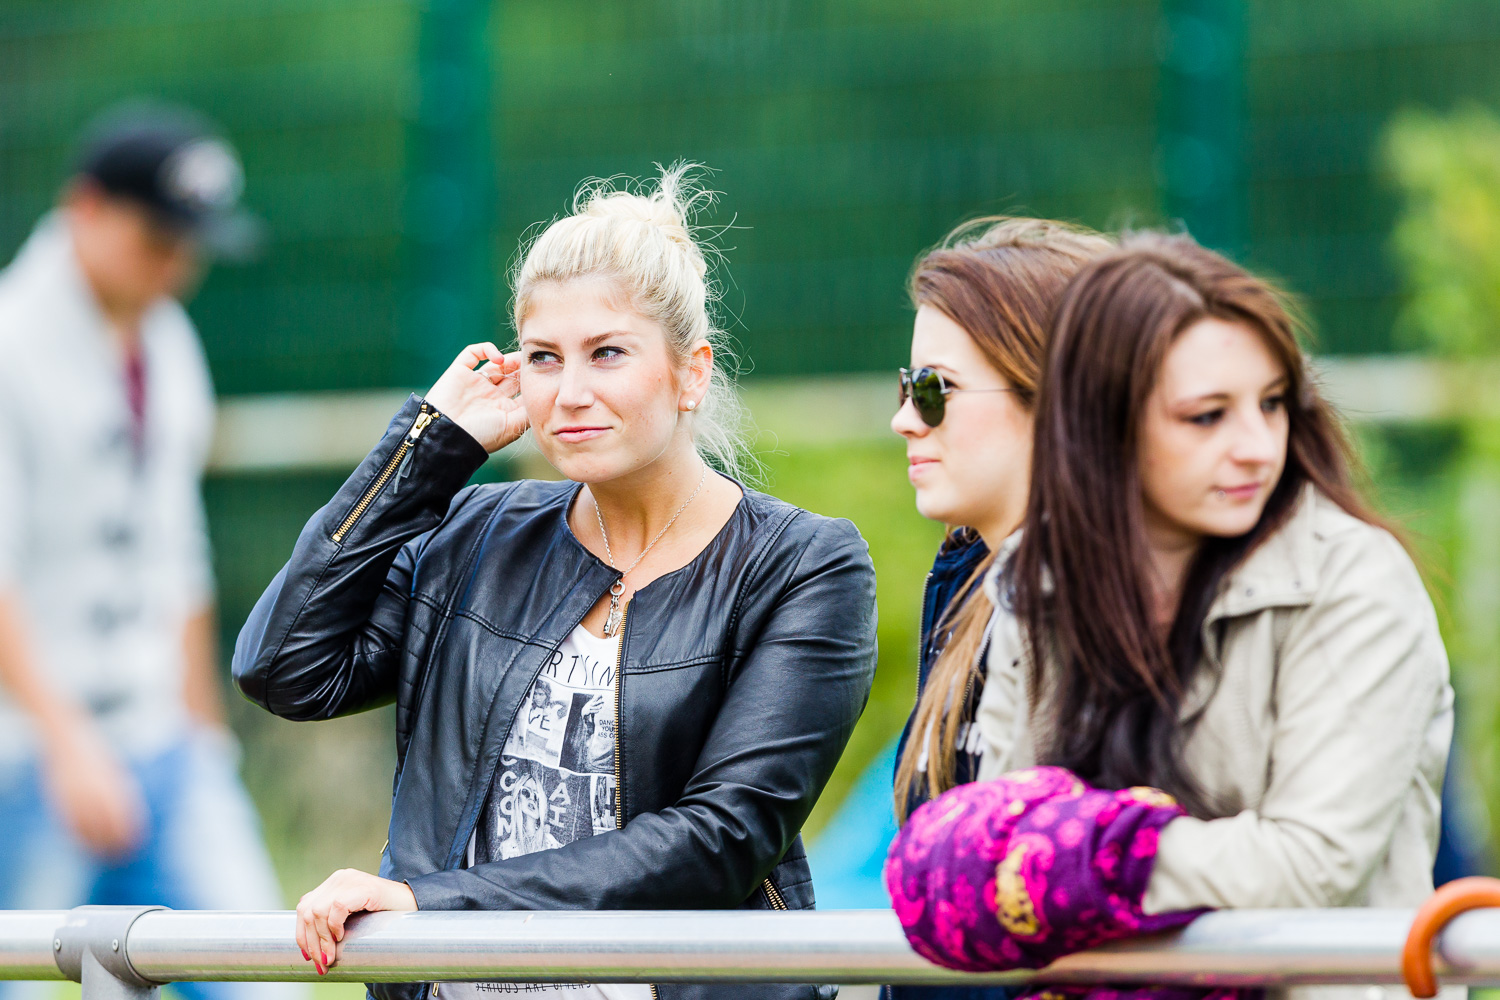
[898,366,1015,427]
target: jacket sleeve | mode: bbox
[1142,527,1453,912]
[404,515,879,910]
[886,767,1198,972]
[232,396,491,721]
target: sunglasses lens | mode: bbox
[911,368,945,426]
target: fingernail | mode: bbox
[322,953,329,968]
[301,949,310,961]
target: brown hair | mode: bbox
[1007,232,1382,816]
[893,217,1113,822]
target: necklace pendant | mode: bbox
[604,593,623,637]
[591,464,705,639]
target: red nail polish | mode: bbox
[322,953,329,967]
[301,949,310,961]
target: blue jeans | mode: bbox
[0,728,307,1000]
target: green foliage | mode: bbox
[1384,102,1500,847]
[1386,106,1500,358]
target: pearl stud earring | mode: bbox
[686,400,697,411]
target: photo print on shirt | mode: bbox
[474,635,621,865]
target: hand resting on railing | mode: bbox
[883,766,1246,1000]
[294,868,416,976]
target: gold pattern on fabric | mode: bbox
[994,841,1040,936]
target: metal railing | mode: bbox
[4,908,1500,998]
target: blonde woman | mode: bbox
[234,167,877,1000]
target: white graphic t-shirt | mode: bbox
[447,623,650,1000]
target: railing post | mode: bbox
[53,907,166,1000]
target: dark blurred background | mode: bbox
[5,0,1500,960]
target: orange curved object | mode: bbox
[1402,876,1500,997]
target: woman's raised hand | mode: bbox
[294,868,417,975]
[424,342,530,454]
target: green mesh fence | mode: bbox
[5,0,1499,397]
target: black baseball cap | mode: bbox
[75,102,263,260]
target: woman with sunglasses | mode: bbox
[233,167,878,1000]
[887,217,1111,1000]
[886,234,1453,1000]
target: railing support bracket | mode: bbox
[53,906,167,1000]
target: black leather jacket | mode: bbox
[233,396,879,1000]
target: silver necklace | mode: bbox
[593,464,709,637]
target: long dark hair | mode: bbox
[892,217,1112,821]
[1007,232,1383,817]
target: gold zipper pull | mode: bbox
[333,408,439,537]
[392,410,438,495]
[407,408,436,443]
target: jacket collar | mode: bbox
[1205,485,1321,623]
[980,528,1024,608]
[11,211,177,360]
[932,527,986,578]
[12,213,108,339]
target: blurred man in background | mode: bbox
[0,105,300,1000]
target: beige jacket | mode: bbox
[976,488,1455,1000]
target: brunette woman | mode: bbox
[234,168,877,1000]
[886,234,1453,1000]
[887,218,1110,1000]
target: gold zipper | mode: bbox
[612,599,628,832]
[331,406,437,542]
[608,601,658,1000]
[609,598,772,993]
[917,570,934,688]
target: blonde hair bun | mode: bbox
[513,163,751,481]
[579,177,708,278]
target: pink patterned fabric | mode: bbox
[883,767,1247,1000]
[1022,989,1245,1000]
